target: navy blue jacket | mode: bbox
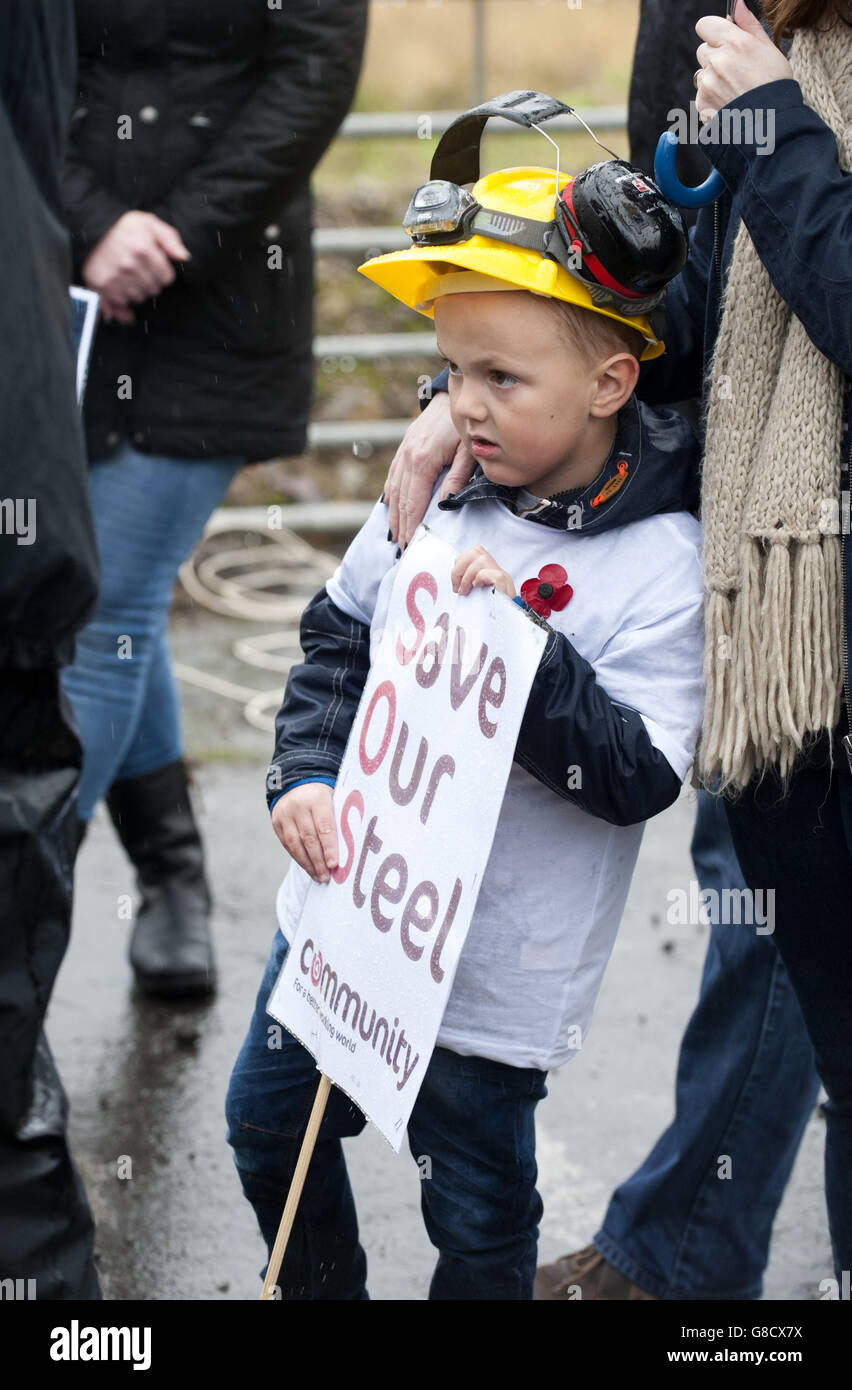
[267,393,701,828]
[0,0,99,670]
[639,77,852,746]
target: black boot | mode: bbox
[106,759,216,999]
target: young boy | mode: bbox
[226,158,705,1301]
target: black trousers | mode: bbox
[725,726,852,1279]
[0,671,99,1299]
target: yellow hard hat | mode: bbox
[358,166,666,361]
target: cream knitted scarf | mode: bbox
[697,15,852,793]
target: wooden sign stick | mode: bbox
[259,1073,332,1301]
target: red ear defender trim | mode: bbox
[559,184,646,302]
[591,460,629,509]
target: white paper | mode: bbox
[69,286,99,405]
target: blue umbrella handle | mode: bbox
[653,130,725,209]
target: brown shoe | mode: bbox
[534,1244,658,1300]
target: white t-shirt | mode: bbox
[276,487,704,1071]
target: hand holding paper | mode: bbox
[451,545,517,600]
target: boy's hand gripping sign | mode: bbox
[267,529,546,1150]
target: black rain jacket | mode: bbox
[62,0,368,464]
[0,0,99,671]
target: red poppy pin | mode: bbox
[520,563,573,618]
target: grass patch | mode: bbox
[352,0,639,113]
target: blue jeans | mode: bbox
[595,790,820,1300]
[226,931,548,1300]
[61,445,243,819]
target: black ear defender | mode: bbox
[425,90,688,314]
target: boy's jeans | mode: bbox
[595,791,820,1299]
[226,930,548,1300]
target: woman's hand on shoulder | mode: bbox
[695,5,793,124]
[384,390,476,548]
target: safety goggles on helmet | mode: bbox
[402,90,687,322]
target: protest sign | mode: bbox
[267,528,546,1150]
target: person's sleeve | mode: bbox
[636,208,714,408]
[0,0,100,667]
[513,518,705,826]
[703,78,852,374]
[421,365,450,408]
[61,147,132,272]
[154,0,368,284]
[28,0,132,272]
[266,498,397,809]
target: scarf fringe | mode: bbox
[696,536,843,793]
[695,18,851,790]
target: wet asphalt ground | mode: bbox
[47,602,832,1302]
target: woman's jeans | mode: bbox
[226,931,548,1300]
[61,445,243,819]
[595,791,820,1300]
[725,731,852,1281]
